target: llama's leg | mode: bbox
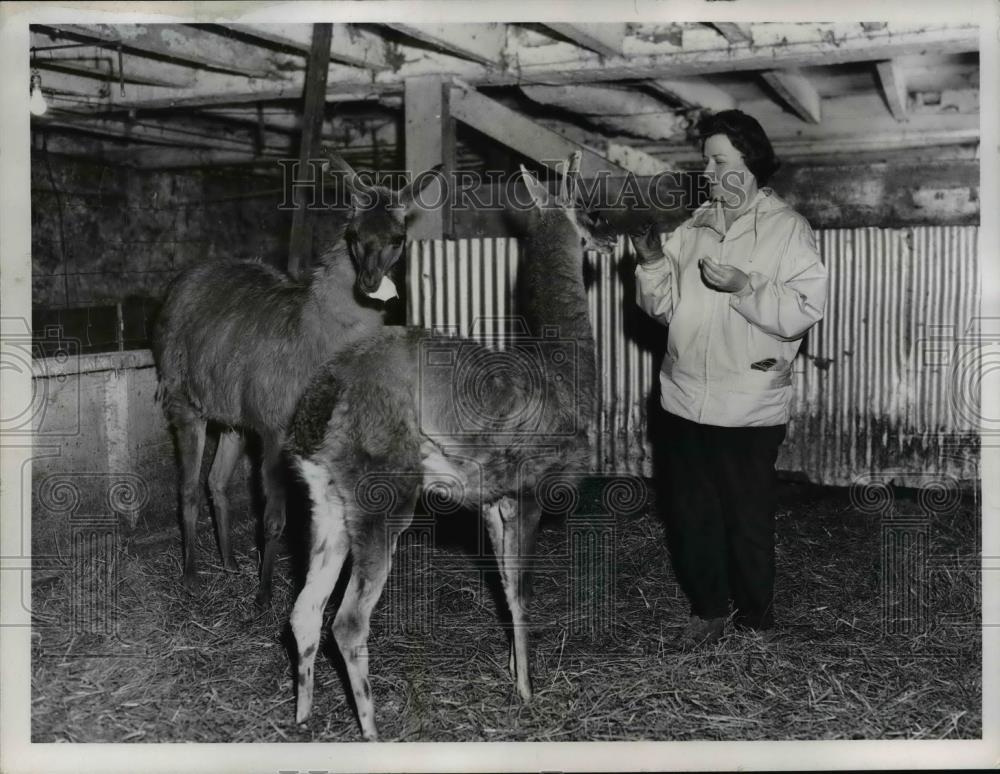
[333,493,416,741]
[174,416,207,591]
[207,430,245,572]
[483,496,540,702]
[289,459,350,725]
[255,435,287,609]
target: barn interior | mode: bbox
[23,19,982,745]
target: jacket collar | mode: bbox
[690,188,782,240]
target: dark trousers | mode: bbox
[659,411,787,629]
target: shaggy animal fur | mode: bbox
[152,155,437,608]
[286,154,617,739]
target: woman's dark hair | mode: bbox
[697,110,780,186]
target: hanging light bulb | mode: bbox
[29,69,48,116]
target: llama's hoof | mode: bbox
[181,571,200,593]
[362,728,380,742]
[253,588,272,610]
[223,557,239,573]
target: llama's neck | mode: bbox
[517,226,596,429]
[517,229,593,345]
[306,243,383,334]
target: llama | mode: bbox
[286,152,616,739]
[152,152,439,608]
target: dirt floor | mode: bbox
[31,479,981,742]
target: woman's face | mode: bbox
[702,133,756,207]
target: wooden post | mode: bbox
[405,75,455,240]
[287,23,333,277]
[449,82,627,179]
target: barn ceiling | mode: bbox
[28,21,980,171]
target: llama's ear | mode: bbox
[322,152,358,180]
[323,152,373,209]
[519,164,550,209]
[398,164,444,215]
[559,151,582,207]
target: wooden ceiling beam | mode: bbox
[113,148,285,169]
[32,57,193,88]
[645,78,735,112]
[711,23,753,45]
[384,23,507,67]
[57,81,394,115]
[55,25,974,114]
[544,23,626,58]
[32,116,291,154]
[875,60,909,121]
[521,83,689,142]
[606,142,675,174]
[212,23,390,71]
[449,80,627,178]
[450,24,979,85]
[640,125,977,167]
[760,69,822,123]
[31,24,293,80]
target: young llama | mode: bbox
[286,153,616,739]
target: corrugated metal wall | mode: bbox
[406,226,980,486]
[786,226,980,486]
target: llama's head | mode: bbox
[573,209,619,255]
[518,152,617,256]
[325,153,442,298]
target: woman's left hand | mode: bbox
[699,257,749,293]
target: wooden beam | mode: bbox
[31,24,286,80]
[405,76,455,240]
[646,78,735,112]
[448,81,627,178]
[288,24,333,278]
[74,24,976,112]
[23,54,306,113]
[116,148,288,169]
[384,23,506,67]
[711,23,753,44]
[544,23,625,58]
[63,82,394,114]
[755,128,977,160]
[760,69,822,124]
[640,126,978,167]
[606,143,675,174]
[620,89,978,166]
[217,23,389,71]
[195,108,399,149]
[32,57,193,88]
[521,83,688,142]
[876,60,909,121]
[437,24,979,85]
[33,116,289,153]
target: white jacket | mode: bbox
[635,189,828,427]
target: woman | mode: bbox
[632,110,828,649]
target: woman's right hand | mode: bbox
[629,223,665,264]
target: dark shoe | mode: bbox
[676,615,726,651]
